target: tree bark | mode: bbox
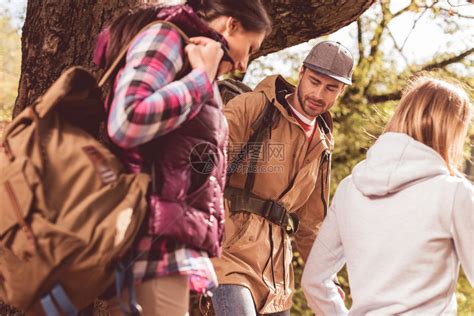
[13,0,140,117]
[260,0,376,57]
[13,0,375,116]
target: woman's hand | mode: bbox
[185,37,224,82]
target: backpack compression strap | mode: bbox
[40,284,79,316]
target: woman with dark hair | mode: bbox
[93,1,271,315]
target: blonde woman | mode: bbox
[301,74,473,315]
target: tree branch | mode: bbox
[422,47,474,71]
[400,1,437,51]
[367,91,402,103]
[360,0,392,96]
[447,0,474,8]
[442,8,473,19]
[366,48,474,103]
[392,0,416,18]
[416,4,474,19]
[387,27,409,66]
[368,0,392,61]
[357,19,364,65]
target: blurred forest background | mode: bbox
[0,0,473,315]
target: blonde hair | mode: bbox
[384,73,473,175]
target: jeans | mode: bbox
[211,284,290,316]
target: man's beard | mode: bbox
[297,84,326,117]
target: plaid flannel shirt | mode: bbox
[108,23,218,293]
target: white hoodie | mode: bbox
[302,132,473,315]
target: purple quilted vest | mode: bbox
[116,6,228,257]
[128,6,228,257]
[145,86,228,257]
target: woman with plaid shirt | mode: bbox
[94,1,271,315]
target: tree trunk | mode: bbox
[13,0,375,117]
[13,0,140,117]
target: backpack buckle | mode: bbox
[262,201,287,227]
[262,200,274,219]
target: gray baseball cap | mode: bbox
[303,41,354,85]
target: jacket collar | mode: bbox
[254,75,297,123]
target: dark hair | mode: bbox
[105,5,162,70]
[104,1,271,77]
[187,0,272,35]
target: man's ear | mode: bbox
[298,66,305,81]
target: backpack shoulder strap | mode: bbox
[226,95,279,187]
[242,97,279,197]
[217,79,253,104]
[316,112,333,134]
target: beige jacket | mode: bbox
[212,76,334,313]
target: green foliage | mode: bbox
[0,15,21,122]
[457,269,474,315]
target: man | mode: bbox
[211,41,354,315]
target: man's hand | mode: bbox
[185,37,224,82]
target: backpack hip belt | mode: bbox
[224,187,299,235]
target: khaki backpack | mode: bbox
[0,65,150,315]
[0,20,195,315]
[0,26,164,316]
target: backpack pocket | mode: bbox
[0,158,35,239]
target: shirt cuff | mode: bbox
[183,68,214,106]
